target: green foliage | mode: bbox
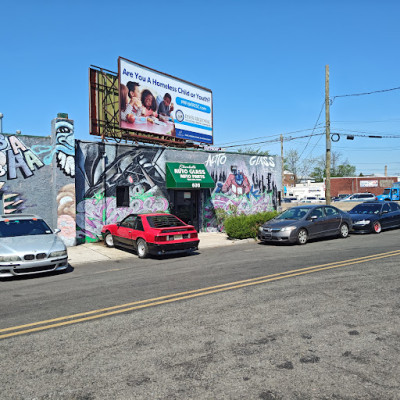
[236,147,270,156]
[214,207,228,226]
[224,211,278,239]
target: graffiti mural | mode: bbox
[0,135,44,180]
[198,152,279,232]
[31,120,75,177]
[76,144,169,242]
[57,183,76,246]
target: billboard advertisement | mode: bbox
[360,180,378,188]
[118,57,213,144]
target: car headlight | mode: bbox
[280,226,296,232]
[0,255,22,262]
[49,250,67,258]
[354,220,370,226]
[259,226,264,232]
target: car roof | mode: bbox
[0,214,42,221]
[290,205,327,209]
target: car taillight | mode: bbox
[190,232,198,238]
[155,236,167,242]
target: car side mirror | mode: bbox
[54,228,61,234]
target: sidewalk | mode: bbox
[67,232,256,265]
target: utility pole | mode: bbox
[325,65,331,205]
[281,134,284,199]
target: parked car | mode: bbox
[0,214,68,278]
[258,205,352,245]
[282,198,293,203]
[348,201,400,233]
[101,213,200,258]
[299,196,319,203]
[340,193,377,202]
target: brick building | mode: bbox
[330,176,399,197]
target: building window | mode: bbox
[116,186,130,207]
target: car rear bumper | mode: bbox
[0,257,68,278]
[148,240,200,255]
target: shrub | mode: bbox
[224,211,278,239]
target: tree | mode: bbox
[284,149,317,182]
[310,151,356,181]
[236,147,270,156]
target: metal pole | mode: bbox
[281,134,284,199]
[0,113,3,133]
[325,65,331,205]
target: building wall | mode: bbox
[0,117,76,246]
[330,177,398,197]
[75,140,281,242]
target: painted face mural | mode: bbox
[31,120,75,177]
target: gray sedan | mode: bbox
[0,214,68,278]
[258,205,352,245]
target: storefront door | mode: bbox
[169,190,199,231]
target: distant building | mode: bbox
[329,176,399,197]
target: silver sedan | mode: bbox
[0,214,68,278]
[258,205,352,245]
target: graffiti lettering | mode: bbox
[249,156,276,167]
[205,153,226,167]
[0,135,44,180]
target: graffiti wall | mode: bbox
[75,141,169,242]
[164,149,280,232]
[76,141,281,241]
[0,116,76,246]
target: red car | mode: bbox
[101,213,200,258]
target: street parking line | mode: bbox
[1,249,400,340]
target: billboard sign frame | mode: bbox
[118,57,213,145]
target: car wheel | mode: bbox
[104,232,114,248]
[339,223,349,238]
[372,221,382,234]
[297,228,308,245]
[136,238,149,259]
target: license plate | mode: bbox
[168,234,183,241]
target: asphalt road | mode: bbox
[1,231,399,399]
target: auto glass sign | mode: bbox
[119,57,213,144]
[166,162,214,189]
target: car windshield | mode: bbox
[350,204,381,215]
[382,189,390,195]
[276,208,309,220]
[0,219,53,238]
[146,214,186,228]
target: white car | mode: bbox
[0,214,68,278]
[299,196,320,203]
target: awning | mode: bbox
[166,162,215,189]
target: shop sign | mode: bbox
[166,162,215,189]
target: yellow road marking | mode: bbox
[1,249,400,340]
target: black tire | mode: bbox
[372,221,382,234]
[339,223,349,238]
[136,238,149,259]
[297,228,308,245]
[104,232,114,248]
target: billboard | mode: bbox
[360,180,378,188]
[118,57,213,144]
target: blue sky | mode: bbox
[1,0,399,176]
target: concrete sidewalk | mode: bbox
[67,233,256,266]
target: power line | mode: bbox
[297,102,325,161]
[331,85,400,101]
